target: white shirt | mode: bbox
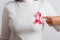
[1,1,57,40]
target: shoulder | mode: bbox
[43,1,52,7]
[6,1,16,6]
[5,1,17,8]
[43,1,57,16]
[43,1,54,11]
[42,1,53,10]
[4,1,18,12]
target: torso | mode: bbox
[6,1,57,40]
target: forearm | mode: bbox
[0,38,9,40]
[0,33,10,40]
[1,6,10,40]
[0,36,9,40]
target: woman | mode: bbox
[0,0,57,40]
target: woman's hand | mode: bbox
[42,16,60,26]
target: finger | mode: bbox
[42,16,48,19]
[46,20,52,24]
[46,21,53,26]
[46,19,53,26]
[47,22,53,26]
[48,24,53,26]
[42,16,52,20]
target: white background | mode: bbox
[0,0,60,40]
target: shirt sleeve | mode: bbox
[53,25,60,32]
[0,6,11,40]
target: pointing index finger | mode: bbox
[42,16,48,19]
[42,16,52,20]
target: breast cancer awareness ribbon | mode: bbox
[34,11,42,25]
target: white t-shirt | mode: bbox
[1,1,57,40]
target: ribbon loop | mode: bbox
[34,11,42,25]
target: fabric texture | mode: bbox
[0,1,57,40]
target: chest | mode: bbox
[9,2,56,33]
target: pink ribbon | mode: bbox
[34,11,42,25]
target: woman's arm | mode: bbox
[0,6,10,40]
